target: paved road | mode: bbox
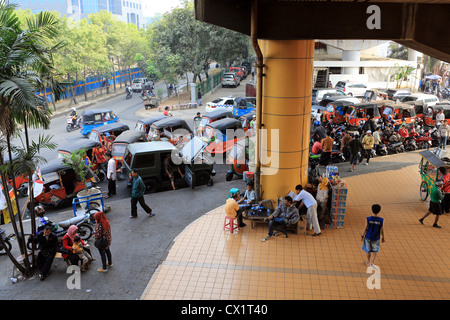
[0,77,249,300]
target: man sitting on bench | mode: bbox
[260,196,299,242]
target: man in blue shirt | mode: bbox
[361,204,385,267]
[130,170,154,218]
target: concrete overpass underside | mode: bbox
[194,0,450,202]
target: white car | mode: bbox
[221,72,241,88]
[205,97,236,112]
[131,77,152,92]
[335,81,369,97]
[400,93,439,106]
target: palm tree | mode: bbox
[0,1,63,276]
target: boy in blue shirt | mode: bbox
[361,204,385,267]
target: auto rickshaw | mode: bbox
[197,109,235,137]
[56,139,103,182]
[405,101,425,120]
[239,112,256,132]
[88,122,130,150]
[134,115,168,139]
[344,102,381,127]
[34,158,95,208]
[418,150,450,201]
[225,137,255,181]
[203,118,246,155]
[80,108,119,136]
[322,100,356,124]
[362,89,389,102]
[2,154,29,197]
[111,130,148,169]
[380,102,417,126]
[148,117,193,147]
[423,103,450,127]
[232,97,256,117]
[57,139,100,160]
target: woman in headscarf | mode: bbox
[94,211,112,273]
[62,225,93,266]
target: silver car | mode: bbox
[221,72,240,88]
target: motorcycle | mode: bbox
[126,87,132,99]
[375,144,388,156]
[27,210,94,250]
[66,115,81,132]
[0,228,14,255]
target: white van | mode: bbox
[131,78,152,92]
[400,94,439,106]
[335,81,368,97]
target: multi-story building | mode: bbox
[12,0,144,28]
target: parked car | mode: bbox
[386,89,411,101]
[221,72,241,88]
[400,93,439,106]
[228,67,245,79]
[335,81,369,97]
[312,88,346,105]
[131,77,152,92]
[121,140,215,192]
[205,97,236,112]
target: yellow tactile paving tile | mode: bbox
[141,152,450,300]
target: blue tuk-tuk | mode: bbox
[80,108,119,136]
[232,97,256,117]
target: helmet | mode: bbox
[71,108,76,112]
[35,205,45,217]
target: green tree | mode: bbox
[0,0,62,276]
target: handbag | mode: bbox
[94,235,108,249]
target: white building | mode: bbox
[313,40,423,90]
[13,0,144,28]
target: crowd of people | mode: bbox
[310,110,450,173]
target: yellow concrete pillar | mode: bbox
[259,40,314,202]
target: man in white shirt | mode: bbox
[294,184,321,236]
[436,110,445,127]
[105,151,116,199]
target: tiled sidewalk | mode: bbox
[141,152,450,300]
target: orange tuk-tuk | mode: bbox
[34,158,95,208]
[88,122,130,151]
[197,109,235,137]
[322,100,356,124]
[381,102,417,126]
[405,101,425,120]
[344,103,381,127]
[203,118,246,155]
[423,103,450,127]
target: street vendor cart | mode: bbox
[418,150,450,201]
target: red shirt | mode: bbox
[312,141,322,154]
[399,128,409,138]
[93,147,106,163]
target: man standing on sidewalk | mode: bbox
[105,152,116,199]
[130,170,154,218]
[361,204,385,267]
